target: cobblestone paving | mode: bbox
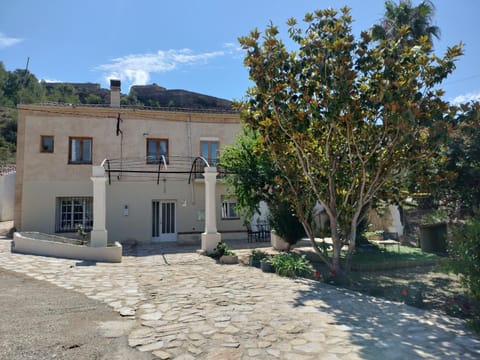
[1,239,479,359]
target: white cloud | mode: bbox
[96,48,225,87]
[451,92,480,105]
[0,32,23,49]
[41,78,63,83]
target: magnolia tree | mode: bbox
[237,7,462,272]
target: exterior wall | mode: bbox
[0,172,16,221]
[15,104,245,243]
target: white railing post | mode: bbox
[201,166,221,253]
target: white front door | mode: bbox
[152,200,177,242]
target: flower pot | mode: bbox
[271,231,289,251]
[249,256,261,268]
[260,259,274,273]
[220,254,238,264]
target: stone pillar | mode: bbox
[201,167,221,253]
[90,166,108,247]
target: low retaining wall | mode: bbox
[12,232,122,263]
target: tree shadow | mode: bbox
[290,279,480,359]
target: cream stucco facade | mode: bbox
[15,101,244,245]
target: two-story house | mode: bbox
[14,81,244,245]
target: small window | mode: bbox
[69,137,92,164]
[201,140,219,166]
[56,197,93,232]
[221,196,239,219]
[146,138,169,164]
[40,136,54,153]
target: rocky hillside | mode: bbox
[130,84,233,110]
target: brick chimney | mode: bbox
[110,79,121,108]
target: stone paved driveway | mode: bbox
[0,238,479,359]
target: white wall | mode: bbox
[0,172,15,221]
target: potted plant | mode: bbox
[249,249,268,268]
[260,257,275,273]
[212,241,238,264]
[268,201,306,251]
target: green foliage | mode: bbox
[371,0,440,44]
[249,249,268,261]
[209,241,235,258]
[220,128,277,219]
[238,6,462,272]
[0,108,17,163]
[85,93,102,104]
[447,216,480,303]
[269,201,306,245]
[45,84,80,104]
[443,102,480,213]
[269,253,313,278]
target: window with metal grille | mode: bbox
[56,197,93,232]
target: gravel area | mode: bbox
[0,267,152,360]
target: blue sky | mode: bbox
[1,0,479,104]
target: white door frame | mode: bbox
[152,200,177,242]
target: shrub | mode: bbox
[250,249,268,261]
[447,215,480,333]
[268,201,306,246]
[269,253,313,278]
[447,216,480,302]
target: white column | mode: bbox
[90,166,108,247]
[201,166,221,253]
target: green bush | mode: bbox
[447,215,480,333]
[447,216,480,303]
[269,201,306,246]
[269,253,313,278]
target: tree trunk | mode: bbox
[330,217,342,272]
[344,214,359,272]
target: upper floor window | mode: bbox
[147,138,169,164]
[40,135,54,153]
[201,140,219,166]
[69,137,92,164]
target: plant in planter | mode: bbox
[249,249,268,268]
[269,252,313,278]
[260,257,275,273]
[210,241,239,264]
[269,201,306,251]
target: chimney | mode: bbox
[110,79,121,108]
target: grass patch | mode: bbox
[350,243,441,265]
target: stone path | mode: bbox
[0,238,479,359]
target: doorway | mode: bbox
[152,200,176,242]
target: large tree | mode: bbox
[372,0,440,43]
[237,7,462,272]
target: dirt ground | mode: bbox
[0,267,152,360]
[337,264,471,315]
